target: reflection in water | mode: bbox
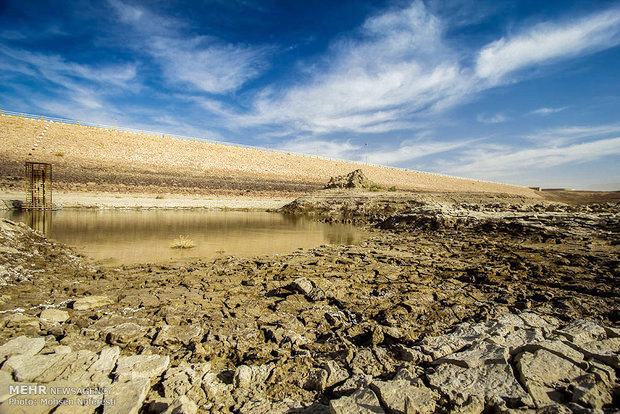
[1,210,365,265]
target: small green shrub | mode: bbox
[388,186,397,192]
[55,151,64,157]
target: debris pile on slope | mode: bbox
[0,219,89,285]
[324,169,375,189]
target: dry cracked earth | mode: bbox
[0,189,618,413]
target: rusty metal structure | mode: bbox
[24,161,53,210]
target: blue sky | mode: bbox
[1,0,619,189]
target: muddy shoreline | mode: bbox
[0,189,618,413]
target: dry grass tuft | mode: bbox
[170,235,196,249]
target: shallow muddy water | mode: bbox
[1,209,365,265]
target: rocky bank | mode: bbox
[0,189,618,413]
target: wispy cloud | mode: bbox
[234,3,620,137]
[444,123,620,178]
[524,124,620,145]
[237,2,475,135]
[277,138,360,159]
[450,137,620,178]
[476,9,620,81]
[108,0,270,94]
[368,138,474,166]
[477,113,508,124]
[0,42,136,113]
[528,106,568,116]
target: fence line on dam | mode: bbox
[0,107,508,185]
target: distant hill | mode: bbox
[0,115,539,198]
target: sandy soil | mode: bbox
[0,190,293,210]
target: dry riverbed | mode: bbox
[0,189,618,413]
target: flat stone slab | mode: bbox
[568,338,620,369]
[153,324,202,347]
[104,323,148,346]
[39,309,69,323]
[330,387,384,414]
[114,355,170,382]
[435,342,509,368]
[370,379,438,414]
[103,378,150,414]
[0,336,45,362]
[427,361,532,407]
[515,349,587,407]
[72,296,113,311]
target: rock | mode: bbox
[105,323,148,345]
[153,324,203,347]
[518,312,560,331]
[201,372,233,403]
[435,342,509,368]
[487,328,545,353]
[289,277,314,297]
[567,338,620,369]
[304,368,328,391]
[233,363,274,389]
[556,320,606,344]
[333,373,373,396]
[395,345,432,364]
[39,309,69,323]
[74,346,120,384]
[324,169,374,189]
[515,349,586,407]
[427,362,532,407]
[0,393,53,414]
[349,348,383,376]
[114,354,170,382]
[2,353,65,381]
[571,379,612,409]
[520,340,586,369]
[420,324,487,359]
[0,371,14,403]
[163,395,198,414]
[36,350,98,383]
[370,378,438,414]
[324,360,349,388]
[72,296,113,311]
[3,314,40,334]
[448,395,485,414]
[103,378,150,414]
[0,336,45,361]
[588,360,616,386]
[238,397,302,414]
[329,387,384,413]
[162,363,209,399]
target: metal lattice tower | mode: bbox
[24,161,53,210]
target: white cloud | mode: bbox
[277,138,360,159]
[524,124,620,145]
[149,36,269,94]
[108,0,269,94]
[528,106,568,116]
[477,113,508,124]
[445,124,620,178]
[0,43,136,112]
[236,4,620,137]
[476,9,620,81]
[238,1,476,134]
[275,134,474,166]
[368,138,474,165]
